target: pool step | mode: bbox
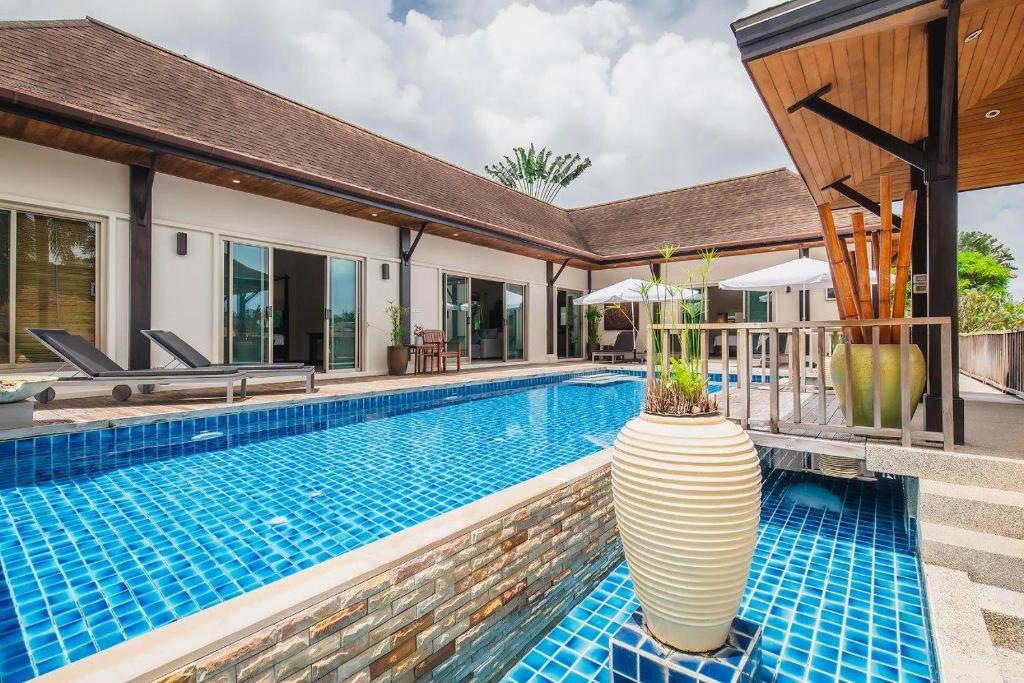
[923,565,1003,682]
[918,480,1024,539]
[869,448,1024,492]
[920,522,1024,593]
[978,583,1024,654]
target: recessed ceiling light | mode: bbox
[231,179,241,184]
[985,109,1001,119]
[371,212,379,217]
[452,232,459,236]
[965,28,983,43]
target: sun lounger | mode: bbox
[27,329,311,404]
[592,331,639,363]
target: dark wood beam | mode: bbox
[789,84,926,170]
[546,262,555,356]
[398,227,415,345]
[548,258,570,286]
[129,158,157,369]
[401,222,427,265]
[924,16,964,443]
[910,166,928,354]
[938,0,961,171]
[824,176,902,229]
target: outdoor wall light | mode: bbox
[965,28,983,42]
[986,109,1001,119]
[176,232,188,256]
[381,263,390,280]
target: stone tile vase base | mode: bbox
[609,609,762,683]
[612,411,761,652]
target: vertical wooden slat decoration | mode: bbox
[818,203,863,343]
[851,213,875,322]
[878,176,894,342]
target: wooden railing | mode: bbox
[646,317,955,450]
[960,329,1024,398]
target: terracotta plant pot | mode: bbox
[612,411,761,652]
[830,343,926,428]
[386,345,409,376]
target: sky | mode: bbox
[1,0,1022,294]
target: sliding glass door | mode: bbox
[505,283,525,361]
[0,208,99,365]
[443,274,470,358]
[328,257,359,370]
[224,242,271,364]
[442,273,527,362]
[557,289,583,359]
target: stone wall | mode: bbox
[155,465,620,683]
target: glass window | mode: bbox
[744,290,771,323]
[329,257,359,370]
[14,212,97,363]
[505,283,525,360]
[227,243,271,364]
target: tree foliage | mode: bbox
[959,230,1017,274]
[957,233,1024,332]
[484,144,592,203]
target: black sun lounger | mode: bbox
[26,328,308,404]
[142,329,315,392]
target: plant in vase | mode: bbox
[385,300,409,376]
[818,175,926,428]
[612,247,762,653]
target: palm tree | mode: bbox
[484,144,592,203]
[959,230,1017,274]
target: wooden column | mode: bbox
[398,227,412,345]
[925,16,964,442]
[546,262,555,356]
[129,163,156,370]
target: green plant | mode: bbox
[586,306,603,347]
[384,299,408,346]
[484,144,592,203]
[634,247,718,415]
[959,231,1017,274]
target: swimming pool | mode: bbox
[0,370,668,681]
[504,467,937,683]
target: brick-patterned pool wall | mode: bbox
[154,465,621,683]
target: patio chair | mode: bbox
[418,329,461,373]
[143,329,315,396]
[592,331,638,363]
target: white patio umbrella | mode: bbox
[573,278,699,353]
[717,257,834,292]
[573,278,699,306]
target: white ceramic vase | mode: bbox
[612,411,761,652]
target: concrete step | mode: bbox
[977,583,1024,653]
[868,447,1024,492]
[923,565,1003,682]
[918,480,1024,539]
[919,522,1024,593]
[996,647,1024,682]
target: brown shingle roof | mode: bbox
[0,18,856,263]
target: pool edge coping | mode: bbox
[33,447,617,683]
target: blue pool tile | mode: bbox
[503,469,938,683]
[0,369,649,681]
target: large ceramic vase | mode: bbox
[830,343,926,428]
[612,411,761,652]
[386,345,409,376]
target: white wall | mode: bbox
[0,136,593,373]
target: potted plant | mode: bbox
[819,176,926,428]
[612,248,761,653]
[585,305,603,359]
[385,300,409,376]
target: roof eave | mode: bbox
[732,0,932,62]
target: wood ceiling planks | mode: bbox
[745,0,1024,209]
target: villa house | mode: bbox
[0,18,863,377]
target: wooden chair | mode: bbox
[418,329,462,373]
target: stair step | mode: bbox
[918,480,1024,539]
[868,448,1024,492]
[923,565,1003,682]
[996,647,1024,682]
[977,583,1024,653]
[919,522,1024,592]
